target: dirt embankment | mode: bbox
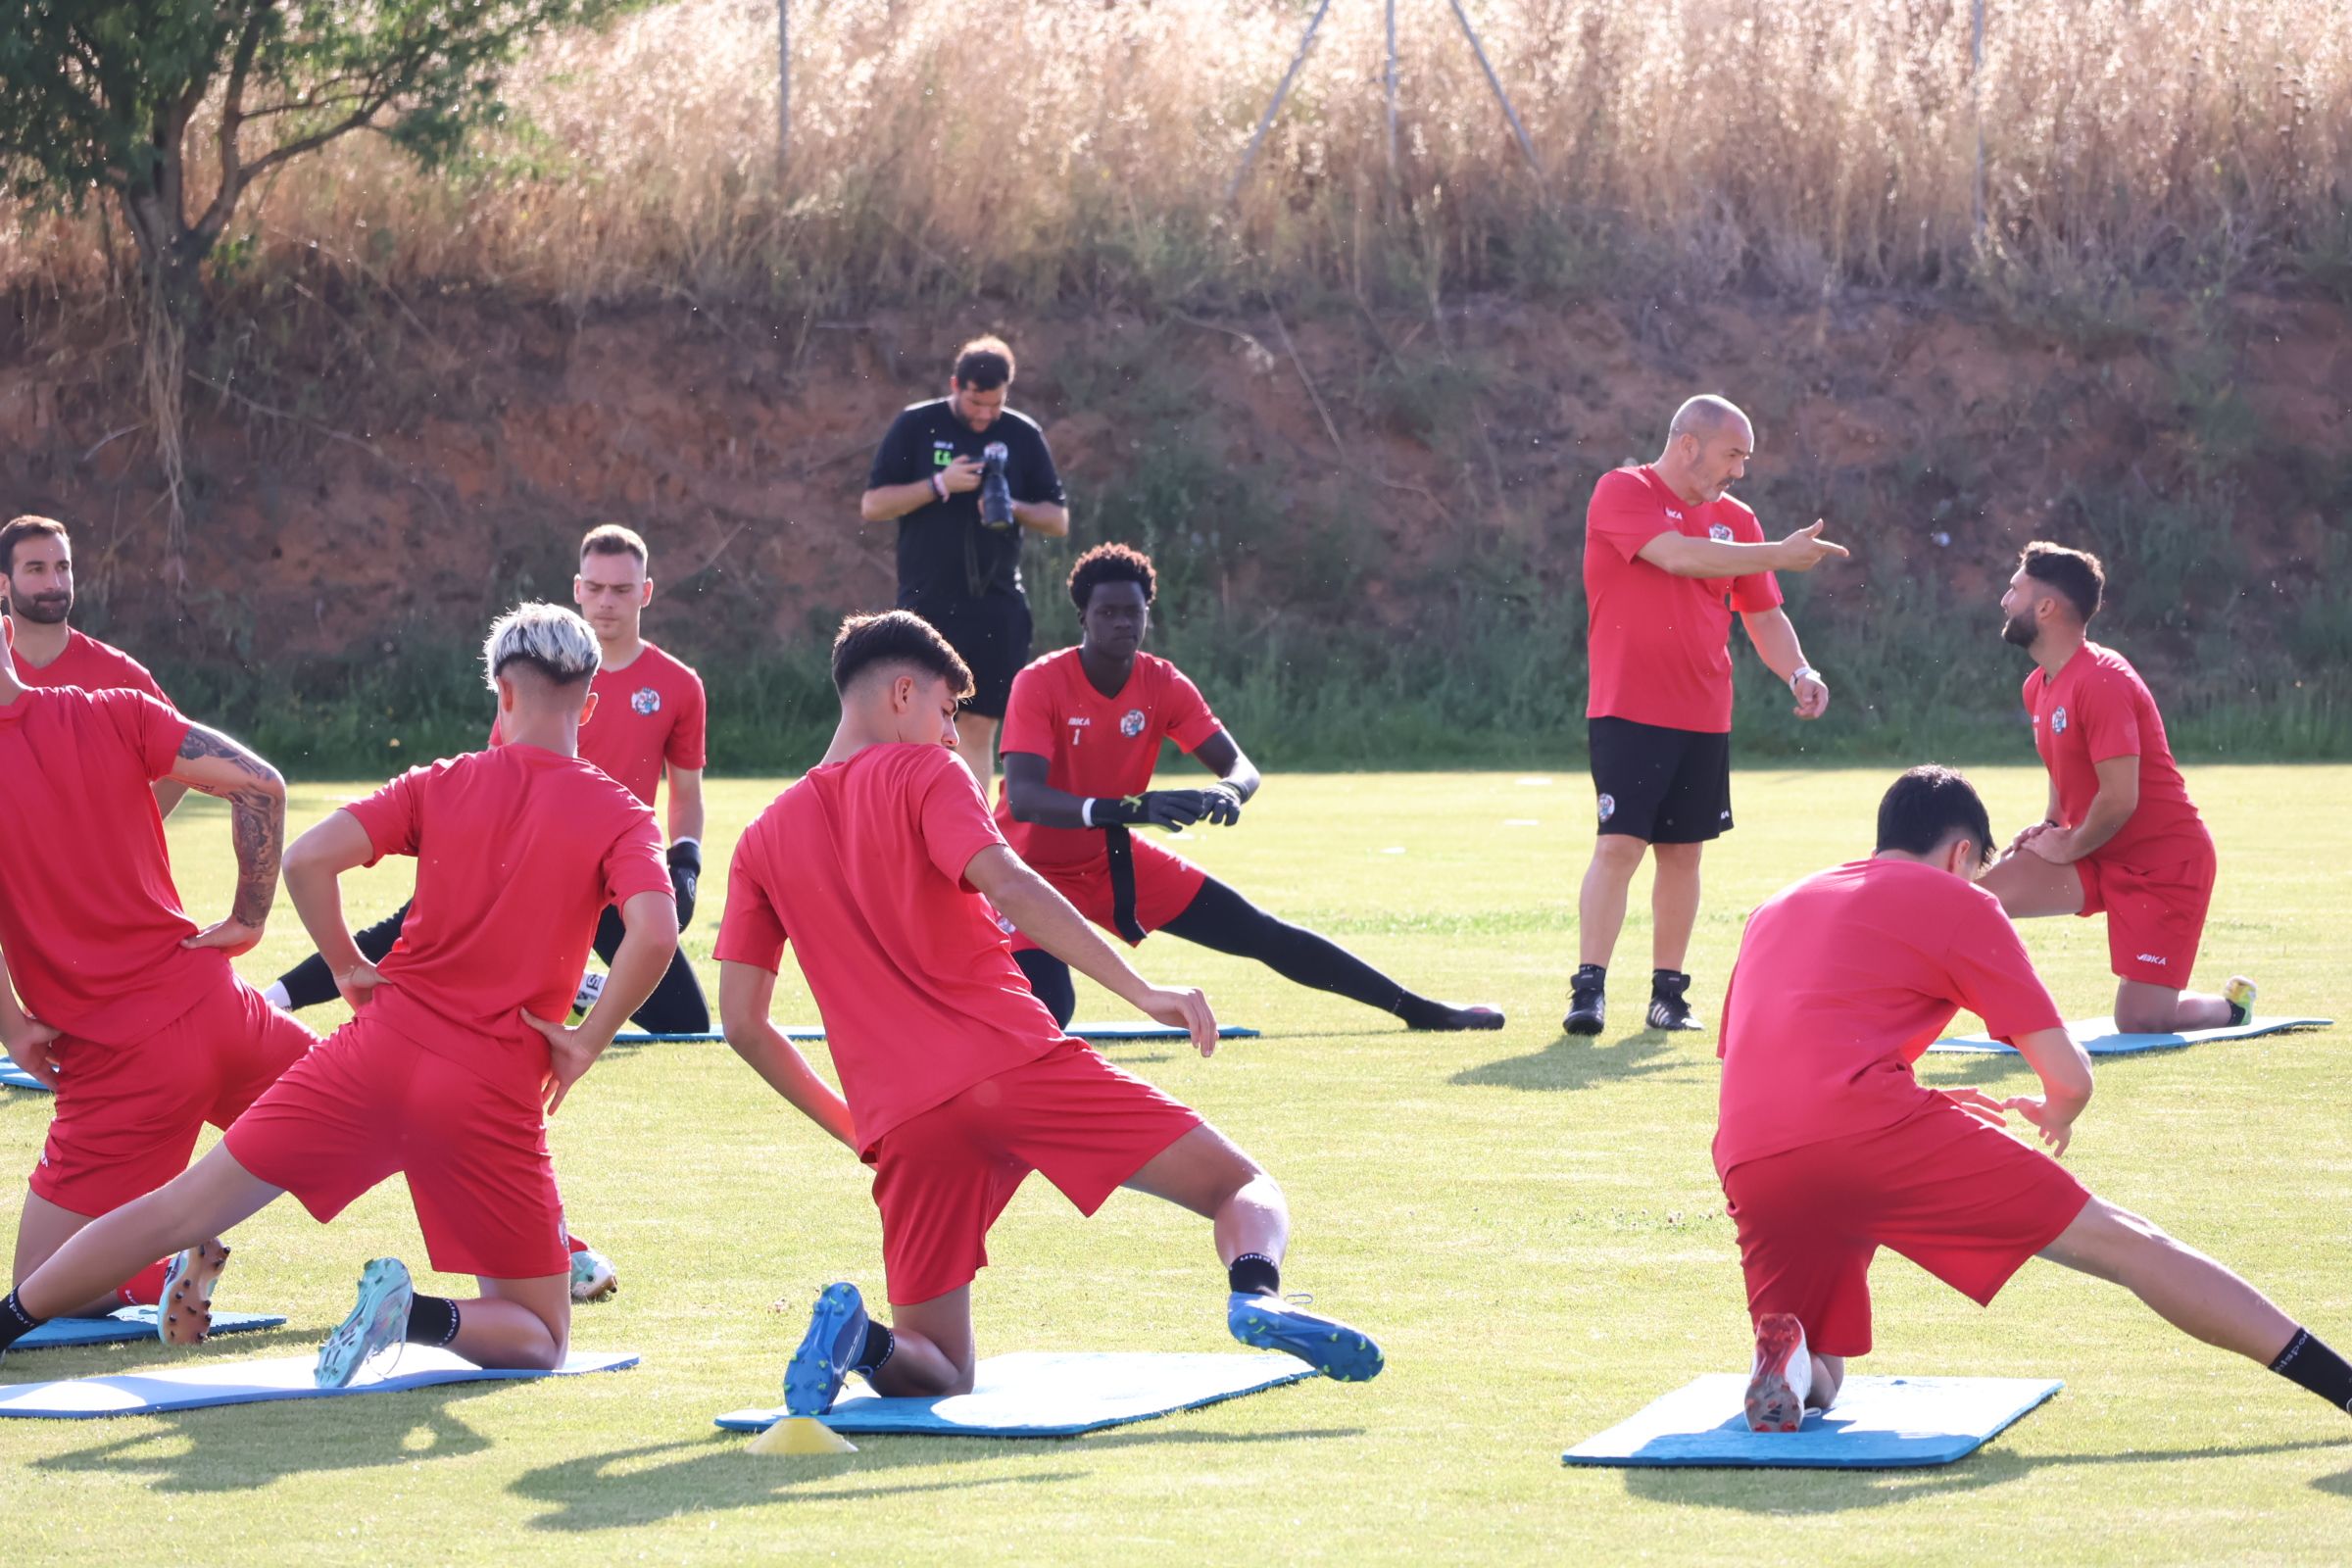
[0,287,2344,658]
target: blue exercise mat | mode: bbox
[713,1350,1314,1438]
[0,1347,637,1419]
[0,1052,48,1092]
[614,1023,1260,1046]
[1562,1373,2062,1469]
[17,1307,285,1349]
[1927,1014,2330,1056]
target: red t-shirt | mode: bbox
[0,688,222,1040]
[2024,642,2205,866]
[489,640,705,809]
[343,745,671,1098]
[12,628,172,706]
[1713,858,2064,1177]
[715,743,1067,1157]
[1583,466,1783,733]
[995,648,1226,870]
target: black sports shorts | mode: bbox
[1587,715,1733,844]
[900,590,1034,720]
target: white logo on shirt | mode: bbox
[2051,706,2069,735]
[2135,954,2169,966]
[1120,709,1147,739]
[1709,522,1734,542]
[1066,715,1089,748]
[631,687,662,716]
[1664,510,1684,521]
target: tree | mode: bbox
[0,1,632,315]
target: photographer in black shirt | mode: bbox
[860,336,1070,782]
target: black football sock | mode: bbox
[1161,879,1420,1022]
[1228,1252,1281,1298]
[0,1289,46,1350]
[855,1320,895,1374]
[405,1295,461,1348]
[2270,1328,2352,1413]
[1573,963,1606,990]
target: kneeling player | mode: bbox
[1979,543,2252,1033]
[1716,766,2349,1431]
[997,544,1497,1033]
[715,612,1382,1411]
[0,605,680,1383]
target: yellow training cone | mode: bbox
[748,1415,858,1455]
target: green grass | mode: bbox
[3,765,2348,1563]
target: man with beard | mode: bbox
[1,514,186,815]
[1978,542,2253,1033]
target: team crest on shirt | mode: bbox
[1708,522,1734,542]
[2051,706,2069,735]
[631,687,662,716]
[1119,709,1147,739]
[1597,793,1616,823]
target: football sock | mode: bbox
[115,1258,172,1307]
[0,1289,46,1350]
[1229,1252,1281,1298]
[261,980,292,1009]
[405,1295,462,1348]
[2270,1327,2352,1413]
[1573,963,1606,991]
[855,1320,896,1375]
[1162,878,1420,1020]
[1650,969,1688,997]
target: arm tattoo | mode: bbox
[177,726,284,926]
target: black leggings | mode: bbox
[274,897,711,1034]
[1012,875,1419,1030]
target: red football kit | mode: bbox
[490,640,705,810]
[11,629,172,706]
[0,688,313,1214]
[1714,858,2088,1356]
[2024,642,2216,986]
[226,745,669,1277]
[996,649,1227,948]
[716,742,1200,1303]
[1584,466,1783,733]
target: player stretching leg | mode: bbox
[0,622,315,1337]
[1978,543,2252,1033]
[0,606,680,1383]
[998,545,1498,1033]
[1717,766,2348,1430]
[715,612,1381,1411]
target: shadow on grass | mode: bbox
[28,1381,514,1491]
[1449,1030,1699,1092]
[512,1424,1363,1530]
[1616,1436,2352,1511]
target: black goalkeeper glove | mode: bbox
[666,839,702,929]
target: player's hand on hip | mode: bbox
[1775,519,1849,571]
[335,960,384,1011]
[181,916,265,957]
[1143,790,1208,829]
[1939,1086,2010,1128]
[2,1016,61,1089]
[1141,985,1219,1056]
[940,456,984,495]
[520,1007,604,1115]
[2002,1095,2076,1156]
[1790,671,1830,719]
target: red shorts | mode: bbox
[224,1015,568,1280]
[2076,835,2217,987]
[867,1039,1204,1304]
[1008,838,1207,954]
[1721,1101,2091,1357]
[33,978,317,1216]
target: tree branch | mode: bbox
[193,10,272,246]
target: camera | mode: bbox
[979,442,1014,531]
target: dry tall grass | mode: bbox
[5,0,2348,307]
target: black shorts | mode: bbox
[899,591,1033,719]
[1588,715,1733,844]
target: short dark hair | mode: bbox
[2020,540,2103,623]
[581,523,649,568]
[831,610,976,699]
[1875,764,1994,867]
[1067,543,1155,613]
[953,335,1015,392]
[0,515,69,575]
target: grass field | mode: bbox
[2,764,2347,1564]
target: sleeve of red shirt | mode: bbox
[666,665,709,771]
[998,662,1055,760]
[601,800,674,911]
[1160,666,1224,754]
[712,827,791,973]
[91,689,193,781]
[912,748,1009,888]
[2075,662,2143,763]
[121,656,172,708]
[342,767,429,866]
[1585,470,1671,564]
[1941,890,2066,1044]
[1725,504,1785,613]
